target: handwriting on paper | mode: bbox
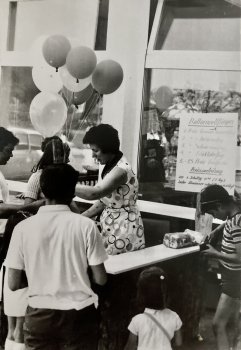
[175,113,238,194]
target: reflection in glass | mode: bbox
[154,0,241,51]
[0,67,103,179]
[139,69,241,206]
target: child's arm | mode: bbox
[173,329,182,348]
[124,332,138,350]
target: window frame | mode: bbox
[142,0,241,182]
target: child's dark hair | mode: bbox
[0,127,19,151]
[32,137,70,172]
[200,184,231,214]
[40,163,79,203]
[137,267,166,310]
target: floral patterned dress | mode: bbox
[98,156,145,255]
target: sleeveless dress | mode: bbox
[98,156,145,255]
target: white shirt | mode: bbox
[0,170,9,203]
[24,170,43,200]
[128,308,182,350]
[0,170,9,235]
[5,205,108,310]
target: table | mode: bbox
[104,244,199,274]
[99,244,204,350]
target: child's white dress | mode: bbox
[128,307,182,350]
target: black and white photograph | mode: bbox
[0,1,241,349]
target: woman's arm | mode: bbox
[76,167,127,201]
[124,332,138,350]
[81,200,105,218]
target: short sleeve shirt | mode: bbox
[24,170,43,200]
[0,170,9,203]
[128,308,182,350]
[5,205,108,310]
[221,213,241,270]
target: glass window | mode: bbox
[9,0,99,51]
[138,69,241,206]
[0,67,39,128]
[29,134,44,150]
[0,66,103,179]
[154,0,241,51]
[15,132,28,144]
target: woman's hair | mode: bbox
[137,267,166,310]
[32,137,70,172]
[83,124,120,154]
[0,127,19,151]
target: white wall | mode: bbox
[13,0,99,50]
[102,0,150,172]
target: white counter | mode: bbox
[7,180,222,224]
[104,244,200,275]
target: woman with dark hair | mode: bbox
[24,137,70,205]
[76,124,145,255]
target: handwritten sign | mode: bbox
[175,113,238,194]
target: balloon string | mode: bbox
[70,91,100,143]
[70,95,98,143]
[67,107,75,141]
[80,91,100,127]
[61,88,77,141]
[82,91,99,120]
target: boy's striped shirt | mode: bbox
[221,213,241,270]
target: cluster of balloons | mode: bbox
[30,34,124,137]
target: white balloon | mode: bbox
[30,92,67,137]
[59,66,91,92]
[32,64,63,93]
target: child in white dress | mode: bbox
[124,267,182,350]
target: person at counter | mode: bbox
[24,136,70,204]
[6,164,108,350]
[0,128,20,217]
[0,127,45,217]
[124,267,182,350]
[200,184,241,350]
[76,124,145,255]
